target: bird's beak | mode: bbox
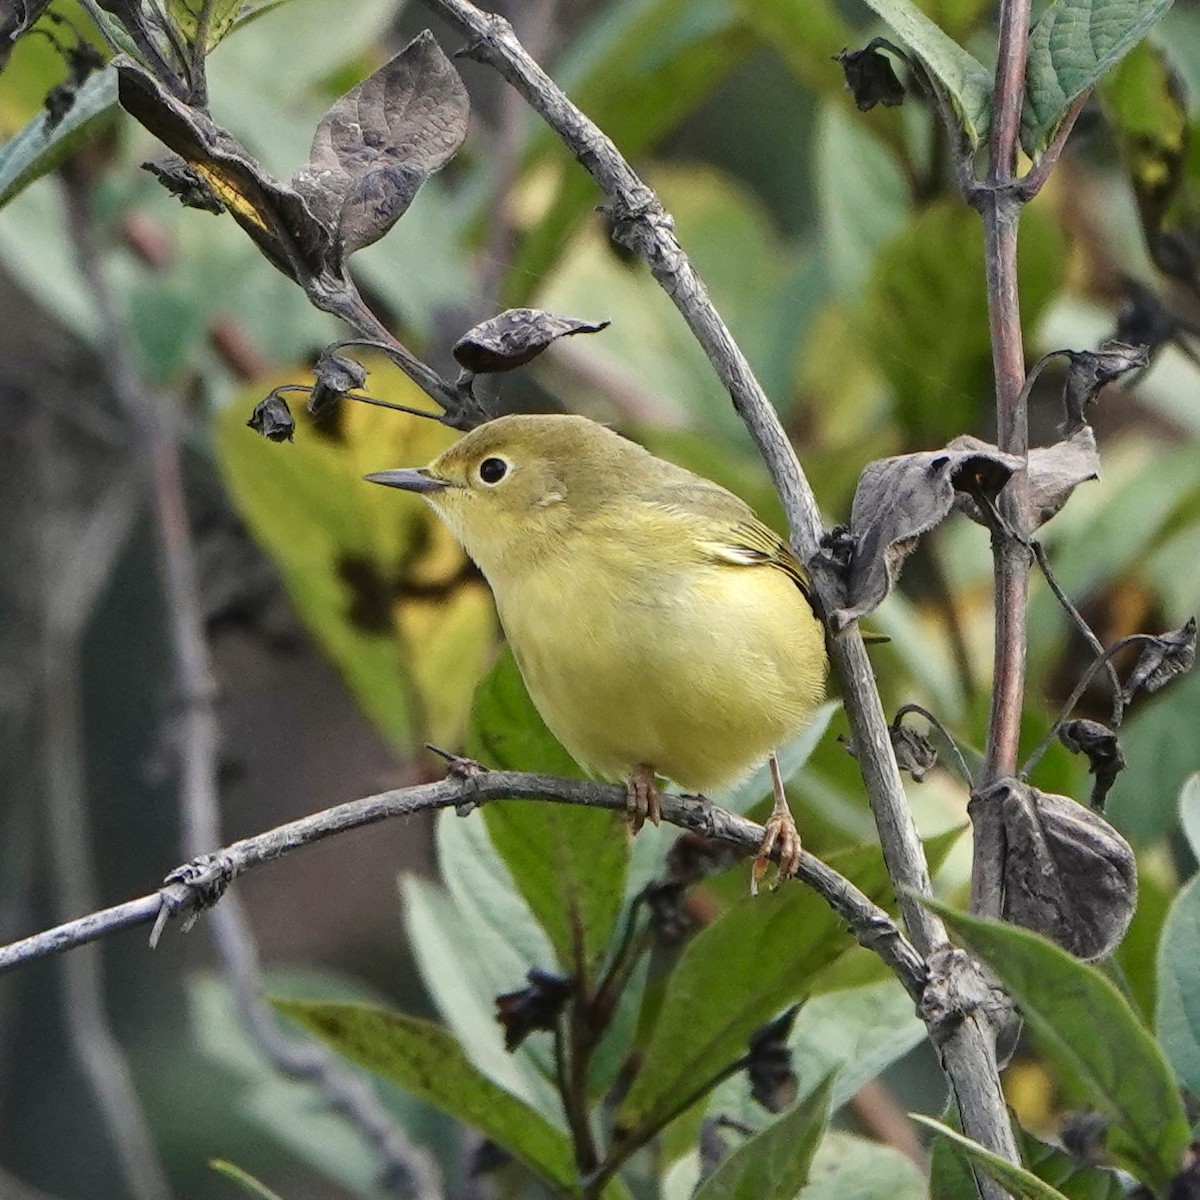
[364,468,450,493]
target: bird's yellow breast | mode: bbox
[491,526,826,793]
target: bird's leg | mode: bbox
[752,753,802,895]
[625,763,662,834]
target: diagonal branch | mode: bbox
[0,770,928,999]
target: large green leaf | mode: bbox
[616,833,957,1133]
[402,874,561,1121]
[1022,0,1175,154]
[692,1075,835,1200]
[467,649,629,982]
[214,364,496,752]
[1018,1125,1128,1200]
[914,1117,1072,1200]
[933,903,1190,1192]
[276,1001,629,1199]
[1178,771,1200,858]
[800,1130,927,1200]
[861,199,1066,440]
[1156,873,1200,1096]
[0,67,117,208]
[856,0,993,145]
[815,104,911,303]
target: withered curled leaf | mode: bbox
[891,724,938,782]
[494,966,573,1051]
[950,429,1100,531]
[292,31,469,258]
[247,393,295,442]
[117,58,333,284]
[453,309,612,374]
[746,1005,800,1113]
[1121,617,1197,706]
[1062,341,1148,430]
[143,153,225,213]
[308,352,368,418]
[978,779,1137,960]
[1059,719,1125,811]
[834,445,1019,627]
[835,43,906,111]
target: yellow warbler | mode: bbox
[367,414,827,885]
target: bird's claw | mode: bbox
[751,809,802,896]
[626,763,661,834]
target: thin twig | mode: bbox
[1030,540,1124,725]
[184,0,216,107]
[583,1055,750,1199]
[1019,633,1158,779]
[892,704,975,787]
[0,771,929,998]
[1017,91,1091,200]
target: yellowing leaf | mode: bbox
[215,358,497,751]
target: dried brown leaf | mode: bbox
[453,309,611,374]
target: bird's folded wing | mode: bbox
[699,519,814,602]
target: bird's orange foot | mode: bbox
[625,763,661,834]
[751,753,802,895]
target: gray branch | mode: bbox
[0,770,927,999]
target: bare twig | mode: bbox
[850,1080,928,1168]
[1031,540,1124,725]
[0,771,928,999]
[1017,92,1091,200]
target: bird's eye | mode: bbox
[479,457,508,484]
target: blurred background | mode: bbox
[3,0,1200,1196]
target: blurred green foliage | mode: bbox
[5,0,1200,1196]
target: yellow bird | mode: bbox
[367,414,827,887]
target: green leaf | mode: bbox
[815,104,911,303]
[855,0,993,145]
[914,1116,1073,1200]
[209,1161,287,1200]
[536,164,820,443]
[1178,771,1200,860]
[468,649,629,981]
[692,1074,835,1200]
[932,902,1190,1191]
[861,198,1066,440]
[1156,873,1200,1096]
[275,1000,598,1197]
[1017,1124,1128,1200]
[166,0,243,49]
[402,874,561,1120]
[1022,0,1175,154]
[617,833,957,1132]
[705,977,926,1140]
[0,68,117,209]
[800,1130,927,1200]
[214,365,496,753]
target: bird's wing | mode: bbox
[698,518,815,603]
[630,477,816,604]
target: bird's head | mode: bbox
[366,413,647,577]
